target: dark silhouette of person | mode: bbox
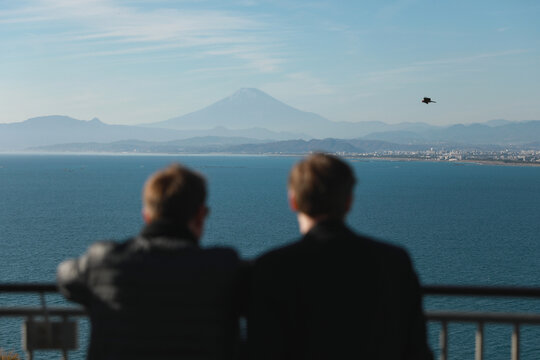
[248,153,433,360]
[57,163,247,360]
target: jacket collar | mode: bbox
[139,219,198,246]
[303,219,354,243]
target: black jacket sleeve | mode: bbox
[56,241,113,307]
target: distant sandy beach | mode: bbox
[346,156,540,167]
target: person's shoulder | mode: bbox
[351,232,416,278]
[250,241,302,285]
[357,232,411,262]
[84,238,133,266]
[254,239,304,268]
[204,245,239,257]
[87,239,117,254]
[360,232,409,254]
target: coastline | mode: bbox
[344,156,540,167]
[1,151,539,167]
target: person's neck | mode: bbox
[297,213,331,234]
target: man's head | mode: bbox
[143,163,208,237]
[288,153,356,223]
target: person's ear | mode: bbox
[197,205,209,223]
[189,205,209,240]
[288,189,299,212]
[142,208,152,224]
[193,205,209,228]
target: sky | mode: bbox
[1,0,539,126]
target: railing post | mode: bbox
[25,315,34,360]
[475,322,484,360]
[61,315,69,360]
[511,323,520,360]
[439,321,448,360]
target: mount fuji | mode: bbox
[145,88,388,139]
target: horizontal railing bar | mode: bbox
[2,283,540,297]
[0,307,86,317]
[423,285,540,298]
[3,308,540,325]
[2,307,540,334]
[0,283,58,293]
[426,311,540,324]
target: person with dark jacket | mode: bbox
[248,153,433,360]
[57,163,247,360]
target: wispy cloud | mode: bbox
[360,49,529,83]
[204,45,285,72]
[0,0,284,72]
[414,49,528,66]
[263,72,336,99]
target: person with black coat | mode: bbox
[58,163,248,360]
[248,153,433,360]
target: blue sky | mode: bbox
[1,0,539,125]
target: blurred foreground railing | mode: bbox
[0,284,84,360]
[423,285,540,360]
[1,284,540,360]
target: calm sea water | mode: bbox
[1,154,539,359]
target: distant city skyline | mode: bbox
[1,0,539,126]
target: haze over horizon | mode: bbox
[1,1,539,127]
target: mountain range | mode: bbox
[1,88,539,152]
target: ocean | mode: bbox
[1,154,539,359]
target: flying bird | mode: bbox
[422,97,436,104]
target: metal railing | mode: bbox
[423,285,540,360]
[0,283,85,317]
[0,284,83,360]
[1,284,540,360]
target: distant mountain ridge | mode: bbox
[143,88,540,143]
[0,115,181,150]
[365,120,540,145]
[27,136,271,153]
[1,88,540,151]
[0,114,304,151]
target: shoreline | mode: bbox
[344,156,540,167]
[1,151,539,167]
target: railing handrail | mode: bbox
[2,283,540,360]
[2,283,540,297]
[423,285,540,298]
[428,311,540,324]
[0,307,86,317]
[0,283,58,293]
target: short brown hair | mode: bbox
[288,153,356,219]
[143,163,207,223]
